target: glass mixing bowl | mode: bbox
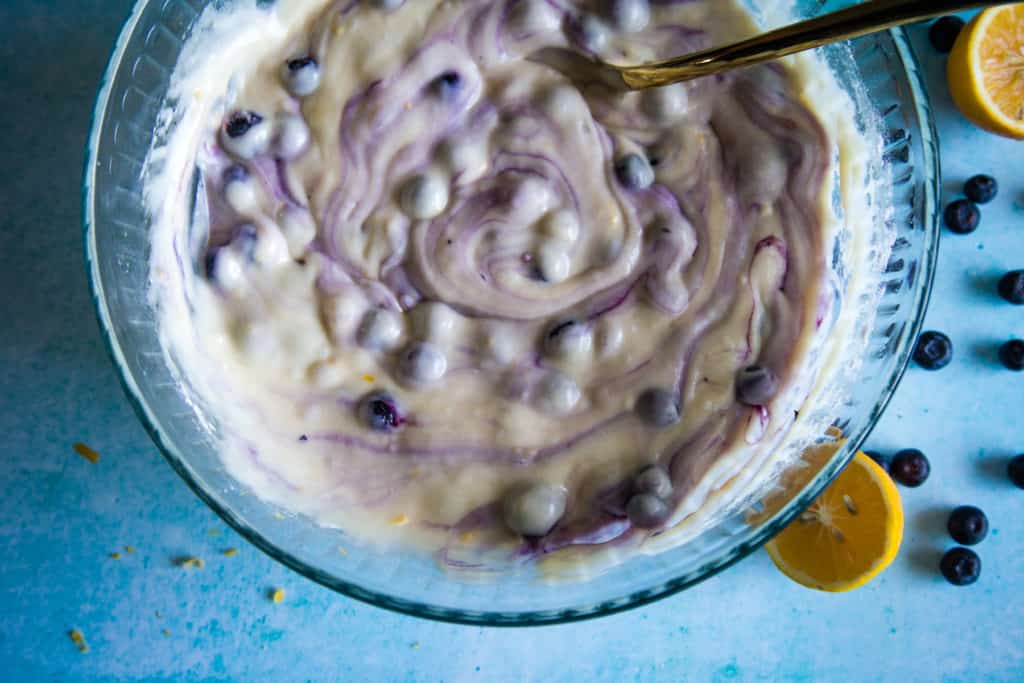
[84,0,939,625]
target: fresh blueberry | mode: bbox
[626,493,670,528]
[604,0,649,33]
[543,319,592,358]
[964,174,998,204]
[502,484,567,537]
[399,173,449,219]
[940,547,981,586]
[632,465,672,499]
[864,450,889,472]
[889,448,930,487]
[736,365,779,406]
[573,14,611,52]
[635,388,680,427]
[1008,454,1024,489]
[224,110,263,139]
[222,164,249,183]
[944,199,980,234]
[399,342,448,383]
[231,224,259,262]
[357,391,404,431]
[929,16,965,53]
[203,248,221,280]
[998,271,1024,305]
[281,56,321,97]
[913,330,953,370]
[998,339,1024,371]
[221,111,271,159]
[614,153,654,190]
[432,71,462,100]
[947,505,989,546]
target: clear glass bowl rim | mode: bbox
[82,1,941,626]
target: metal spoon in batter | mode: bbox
[530,0,1017,90]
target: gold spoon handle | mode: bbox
[622,0,1016,89]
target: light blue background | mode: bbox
[1,2,1022,681]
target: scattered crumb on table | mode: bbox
[390,514,409,526]
[271,588,286,604]
[73,443,101,463]
[69,630,89,653]
[162,629,171,637]
[411,642,421,650]
[207,529,221,536]
[109,552,121,560]
[124,546,135,554]
[223,548,238,557]
[180,557,205,569]
[274,512,286,520]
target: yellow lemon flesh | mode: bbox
[765,452,903,593]
[948,5,1024,140]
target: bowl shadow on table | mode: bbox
[0,9,130,381]
[905,507,950,578]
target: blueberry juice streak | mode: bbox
[154,0,840,572]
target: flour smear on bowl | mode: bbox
[146,0,885,577]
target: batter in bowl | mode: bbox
[149,0,865,573]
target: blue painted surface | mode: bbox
[1,2,1023,680]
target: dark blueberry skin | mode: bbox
[203,249,221,280]
[929,16,965,53]
[614,153,654,190]
[736,365,779,406]
[998,271,1024,305]
[357,391,404,431]
[222,164,249,183]
[1009,454,1024,489]
[944,199,980,235]
[232,224,259,262]
[286,56,317,72]
[940,547,981,586]
[890,448,930,487]
[913,331,953,370]
[433,71,462,100]
[999,340,1024,371]
[948,506,989,546]
[224,111,263,139]
[964,175,998,204]
[863,450,889,472]
[626,493,670,528]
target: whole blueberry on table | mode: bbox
[940,547,981,586]
[1009,454,1024,489]
[944,199,980,234]
[964,174,999,204]
[998,339,1024,371]
[998,271,1024,305]
[889,448,930,487]
[929,16,965,53]
[947,506,989,546]
[913,331,953,370]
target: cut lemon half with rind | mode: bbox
[765,452,903,592]
[948,5,1024,140]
